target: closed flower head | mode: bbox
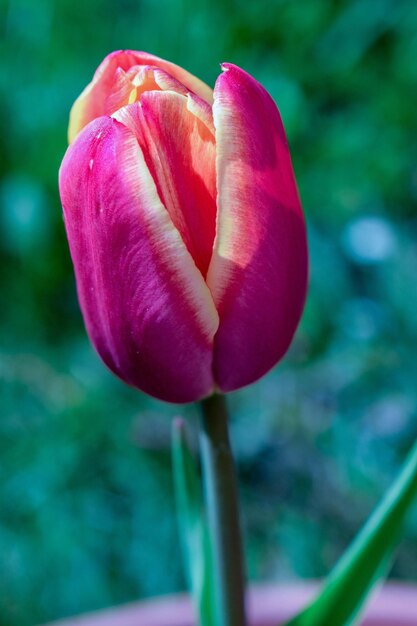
[59,50,308,403]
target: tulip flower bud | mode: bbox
[59,50,308,403]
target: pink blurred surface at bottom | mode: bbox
[41,582,417,626]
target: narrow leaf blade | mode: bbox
[172,418,215,626]
[284,439,417,626]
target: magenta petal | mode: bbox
[208,64,308,392]
[59,116,218,403]
[114,94,217,277]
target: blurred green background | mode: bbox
[1,0,417,623]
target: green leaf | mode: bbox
[172,418,215,626]
[284,439,417,626]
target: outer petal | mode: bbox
[69,50,213,142]
[113,93,216,277]
[207,64,308,392]
[59,116,218,403]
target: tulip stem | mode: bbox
[199,393,246,626]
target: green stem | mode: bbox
[199,394,246,626]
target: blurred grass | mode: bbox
[1,0,417,624]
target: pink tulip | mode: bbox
[59,50,308,403]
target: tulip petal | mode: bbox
[69,50,213,142]
[104,65,191,118]
[208,63,308,392]
[113,93,217,277]
[59,116,218,403]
